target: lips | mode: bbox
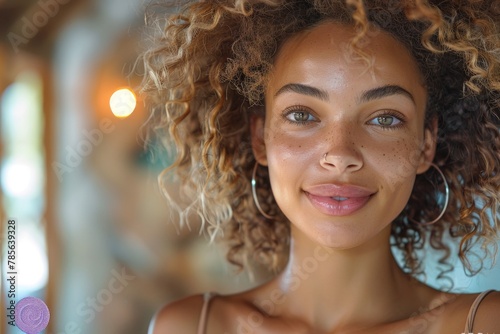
[304,184,376,216]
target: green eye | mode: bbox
[369,114,403,127]
[284,109,316,124]
[377,116,395,126]
[292,111,311,122]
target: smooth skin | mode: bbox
[152,22,500,333]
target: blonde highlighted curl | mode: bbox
[141,0,500,281]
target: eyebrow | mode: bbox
[359,85,415,105]
[274,83,329,101]
[274,83,415,105]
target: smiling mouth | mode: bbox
[305,192,374,216]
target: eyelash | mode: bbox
[282,106,406,130]
[370,110,407,130]
[282,105,317,126]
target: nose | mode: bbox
[319,129,363,173]
[320,152,363,173]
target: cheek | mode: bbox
[263,126,321,204]
[368,136,422,193]
[264,125,320,165]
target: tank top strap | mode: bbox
[464,289,495,333]
[197,291,218,334]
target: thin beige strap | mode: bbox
[197,292,217,334]
[464,289,495,333]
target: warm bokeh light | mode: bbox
[110,88,136,118]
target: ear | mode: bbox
[250,114,268,166]
[416,116,438,174]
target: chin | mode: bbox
[291,215,392,250]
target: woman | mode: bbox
[143,0,500,333]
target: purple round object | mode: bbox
[15,297,50,334]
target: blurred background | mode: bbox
[0,0,499,333]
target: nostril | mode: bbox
[320,152,363,172]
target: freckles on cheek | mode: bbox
[265,130,313,163]
[264,132,305,208]
[268,145,308,169]
[371,138,421,192]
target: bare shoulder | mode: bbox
[468,290,500,331]
[148,291,261,334]
[148,294,204,334]
[436,290,500,333]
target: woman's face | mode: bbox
[252,21,436,248]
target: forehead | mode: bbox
[266,21,426,104]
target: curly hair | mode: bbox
[141,0,500,282]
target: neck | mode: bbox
[266,225,428,331]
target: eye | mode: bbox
[376,116,399,126]
[283,106,317,124]
[368,112,405,129]
[289,111,314,122]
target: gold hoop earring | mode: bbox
[251,162,275,219]
[409,162,450,225]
